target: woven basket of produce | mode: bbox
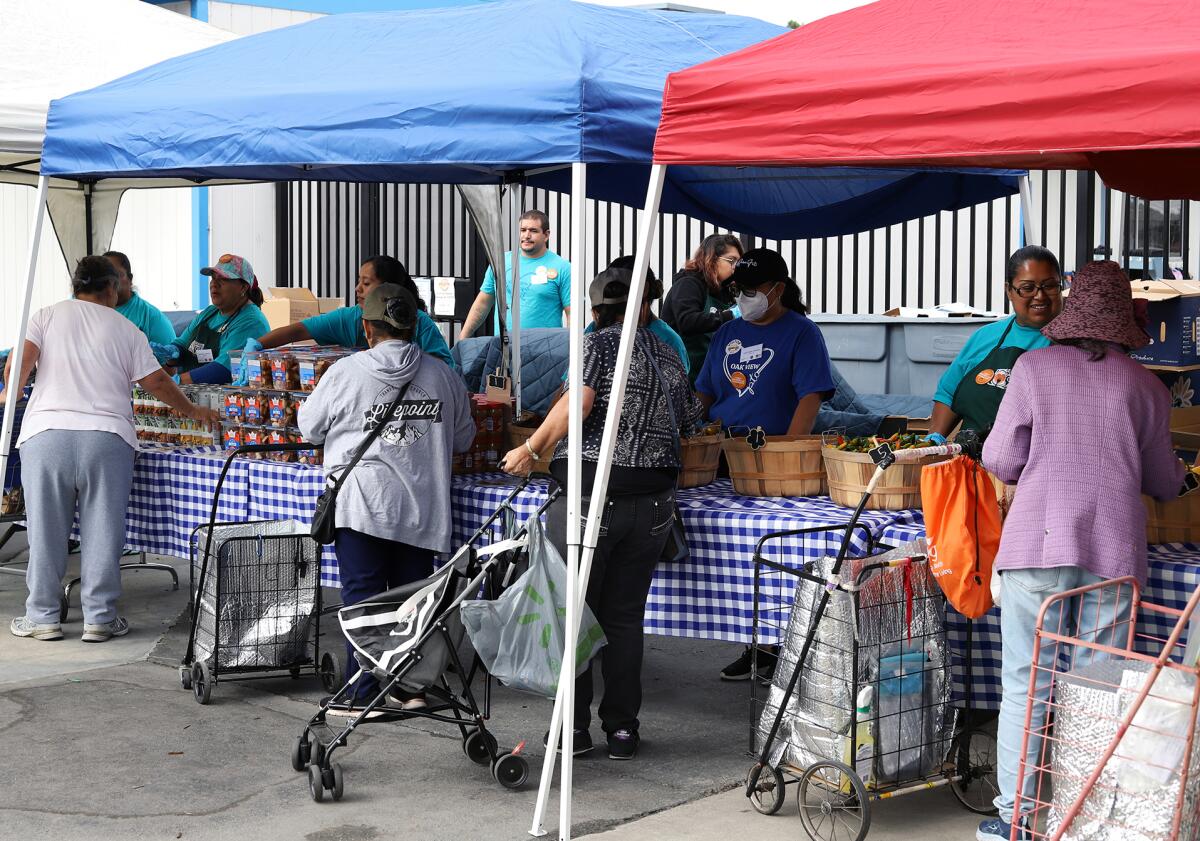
[508,418,553,475]
[721,434,826,497]
[1144,458,1200,543]
[680,428,723,488]
[822,432,947,511]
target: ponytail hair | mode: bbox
[71,255,118,298]
[780,276,808,315]
[246,283,264,307]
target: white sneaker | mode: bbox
[10,616,63,641]
[81,617,130,643]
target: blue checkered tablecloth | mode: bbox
[120,452,1200,712]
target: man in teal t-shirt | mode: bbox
[105,251,176,345]
[460,210,570,337]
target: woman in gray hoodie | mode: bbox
[299,284,476,713]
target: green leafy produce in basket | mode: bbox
[825,432,928,453]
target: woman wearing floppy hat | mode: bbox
[976,260,1186,841]
[153,253,270,385]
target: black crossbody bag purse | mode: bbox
[310,382,411,545]
[637,334,690,563]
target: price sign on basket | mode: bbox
[869,442,896,469]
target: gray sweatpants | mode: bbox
[20,430,135,625]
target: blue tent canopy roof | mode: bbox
[40,0,1019,238]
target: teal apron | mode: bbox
[949,319,1026,436]
[177,306,241,372]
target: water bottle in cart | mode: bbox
[841,686,876,791]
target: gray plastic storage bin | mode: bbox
[810,315,997,397]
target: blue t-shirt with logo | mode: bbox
[480,250,571,331]
[695,310,836,436]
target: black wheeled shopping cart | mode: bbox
[179,442,336,704]
[294,476,558,803]
[744,438,999,841]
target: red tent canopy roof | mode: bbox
[654,0,1200,199]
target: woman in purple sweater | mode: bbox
[976,260,1185,841]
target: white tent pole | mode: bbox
[1019,174,1037,246]
[529,162,587,838]
[510,184,524,416]
[0,176,49,488]
[562,163,665,841]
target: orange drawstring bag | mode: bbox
[920,456,1002,619]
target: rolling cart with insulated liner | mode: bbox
[179,442,342,704]
[744,438,999,841]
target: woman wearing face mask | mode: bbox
[695,247,835,439]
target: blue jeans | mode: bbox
[334,528,436,701]
[994,566,1132,823]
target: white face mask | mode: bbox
[737,284,775,322]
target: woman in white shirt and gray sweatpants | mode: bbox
[2,256,219,643]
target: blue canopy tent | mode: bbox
[9,1,1022,836]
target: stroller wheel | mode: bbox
[329,763,344,801]
[59,593,69,624]
[291,733,311,772]
[463,728,498,766]
[745,763,786,816]
[179,666,192,691]
[307,764,325,802]
[319,650,346,694]
[191,661,213,705]
[310,740,326,767]
[492,753,529,790]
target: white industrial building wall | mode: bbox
[203,3,322,288]
[0,185,71,345]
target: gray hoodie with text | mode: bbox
[298,340,475,553]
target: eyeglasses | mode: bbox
[718,255,740,267]
[1008,279,1069,299]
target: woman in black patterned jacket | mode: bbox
[500,266,702,761]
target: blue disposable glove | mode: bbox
[730,305,742,319]
[924,432,948,446]
[233,337,263,387]
[170,373,181,385]
[150,342,180,365]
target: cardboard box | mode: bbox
[1130,280,1200,368]
[261,287,320,330]
[316,297,343,315]
[1172,406,1200,452]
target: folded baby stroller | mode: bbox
[292,477,557,803]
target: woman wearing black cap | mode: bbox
[499,267,703,761]
[694,247,836,682]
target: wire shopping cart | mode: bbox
[1013,576,1200,841]
[179,442,332,704]
[744,437,998,841]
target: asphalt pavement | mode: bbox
[0,531,981,841]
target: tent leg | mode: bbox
[1019,174,1036,246]
[510,185,524,417]
[0,176,49,488]
[529,162,589,838]
[564,164,665,841]
[84,183,94,254]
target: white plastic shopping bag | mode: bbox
[460,517,606,698]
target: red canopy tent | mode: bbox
[652,0,1200,199]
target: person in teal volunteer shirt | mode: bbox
[237,256,453,378]
[460,210,571,337]
[103,251,176,345]
[153,253,270,385]
[926,246,1064,443]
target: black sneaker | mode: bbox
[543,728,593,756]
[607,729,639,760]
[720,646,778,681]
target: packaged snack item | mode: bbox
[221,423,244,452]
[242,425,266,457]
[242,391,269,424]
[270,352,301,391]
[244,351,270,388]
[267,428,294,461]
[289,430,323,466]
[267,393,302,428]
[223,391,243,421]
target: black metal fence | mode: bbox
[277,172,1196,314]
